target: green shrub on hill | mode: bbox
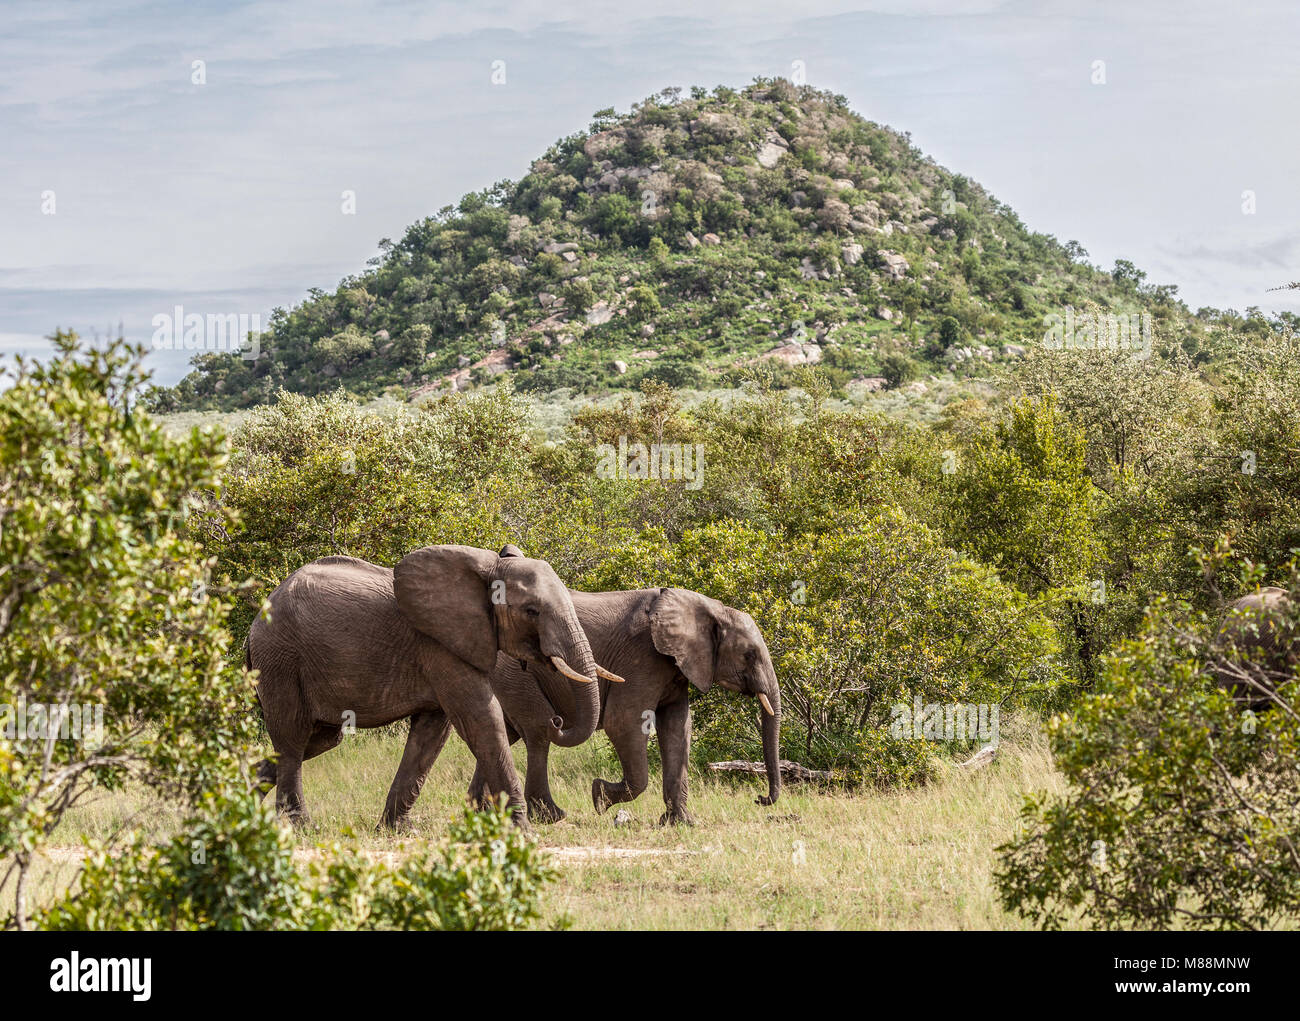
[151,79,1195,412]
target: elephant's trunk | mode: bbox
[544,614,602,747]
[757,676,781,807]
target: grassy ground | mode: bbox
[26,716,1062,930]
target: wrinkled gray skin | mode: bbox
[463,587,783,826]
[248,545,602,830]
[1214,586,1300,709]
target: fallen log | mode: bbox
[707,759,835,783]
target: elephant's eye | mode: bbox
[524,605,541,618]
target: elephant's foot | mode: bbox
[592,778,613,815]
[658,809,695,828]
[509,809,535,834]
[282,809,313,830]
[527,798,567,824]
[377,813,414,835]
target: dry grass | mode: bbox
[13,714,1064,930]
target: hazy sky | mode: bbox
[2,0,1296,384]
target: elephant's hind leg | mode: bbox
[254,757,278,797]
[468,765,491,810]
[269,722,319,826]
[274,749,309,825]
[380,711,452,832]
[592,718,649,815]
[254,723,342,799]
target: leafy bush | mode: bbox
[40,796,558,931]
[371,802,560,931]
[0,333,257,930]
[665,510,1066,782]
[996,557,1300,930]
[879,352,920,388]
[944,395,1101,596]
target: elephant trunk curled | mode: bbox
[544,616,601,747]
[758,675,781,807]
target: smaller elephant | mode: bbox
[469,586,782,826]
[1213,586,1300,709]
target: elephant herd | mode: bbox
[247,540,1294,834]
[248,544,783,830]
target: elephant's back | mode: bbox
[279,556,393,608]
[251,555,446,720]
[1218,587,1293,638]
[255,556,407,658]
[1229,585,1288,610]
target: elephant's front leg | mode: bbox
[656,697,694,826]
[449,697,529,828]
[468,720,520,810]
[380,710,451,832]
[592,713,649,815]
[523,733,566,823]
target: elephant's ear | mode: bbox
[394,545,499,673]
[649,588,717,692]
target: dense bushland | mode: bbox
[201,326,1300,792]
[7,310,1300,929]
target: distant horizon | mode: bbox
[3,0,1297,385]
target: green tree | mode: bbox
[627,283,661,323]
[561,277,597,315]
[0,333,255,930]
[590,194,644,246]
[879,352,919,388]
[946,395,1101,595]
[393,323,431,365]
[939,315,962,349]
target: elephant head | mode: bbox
[1213,586,1300,709]
[393,544,609,745]
[649,588,783,806]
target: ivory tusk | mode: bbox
[596,664,626,683]
[758,693,776,717]
[551,656,596,684]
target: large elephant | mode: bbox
[460,586,782,826]
[249,544,618,829]
[1213,586,1300,709]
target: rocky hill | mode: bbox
[152,78,1192,411]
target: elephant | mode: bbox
[248,544,621,829]
[455,586,782,826]
[1213,586,1300,709]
